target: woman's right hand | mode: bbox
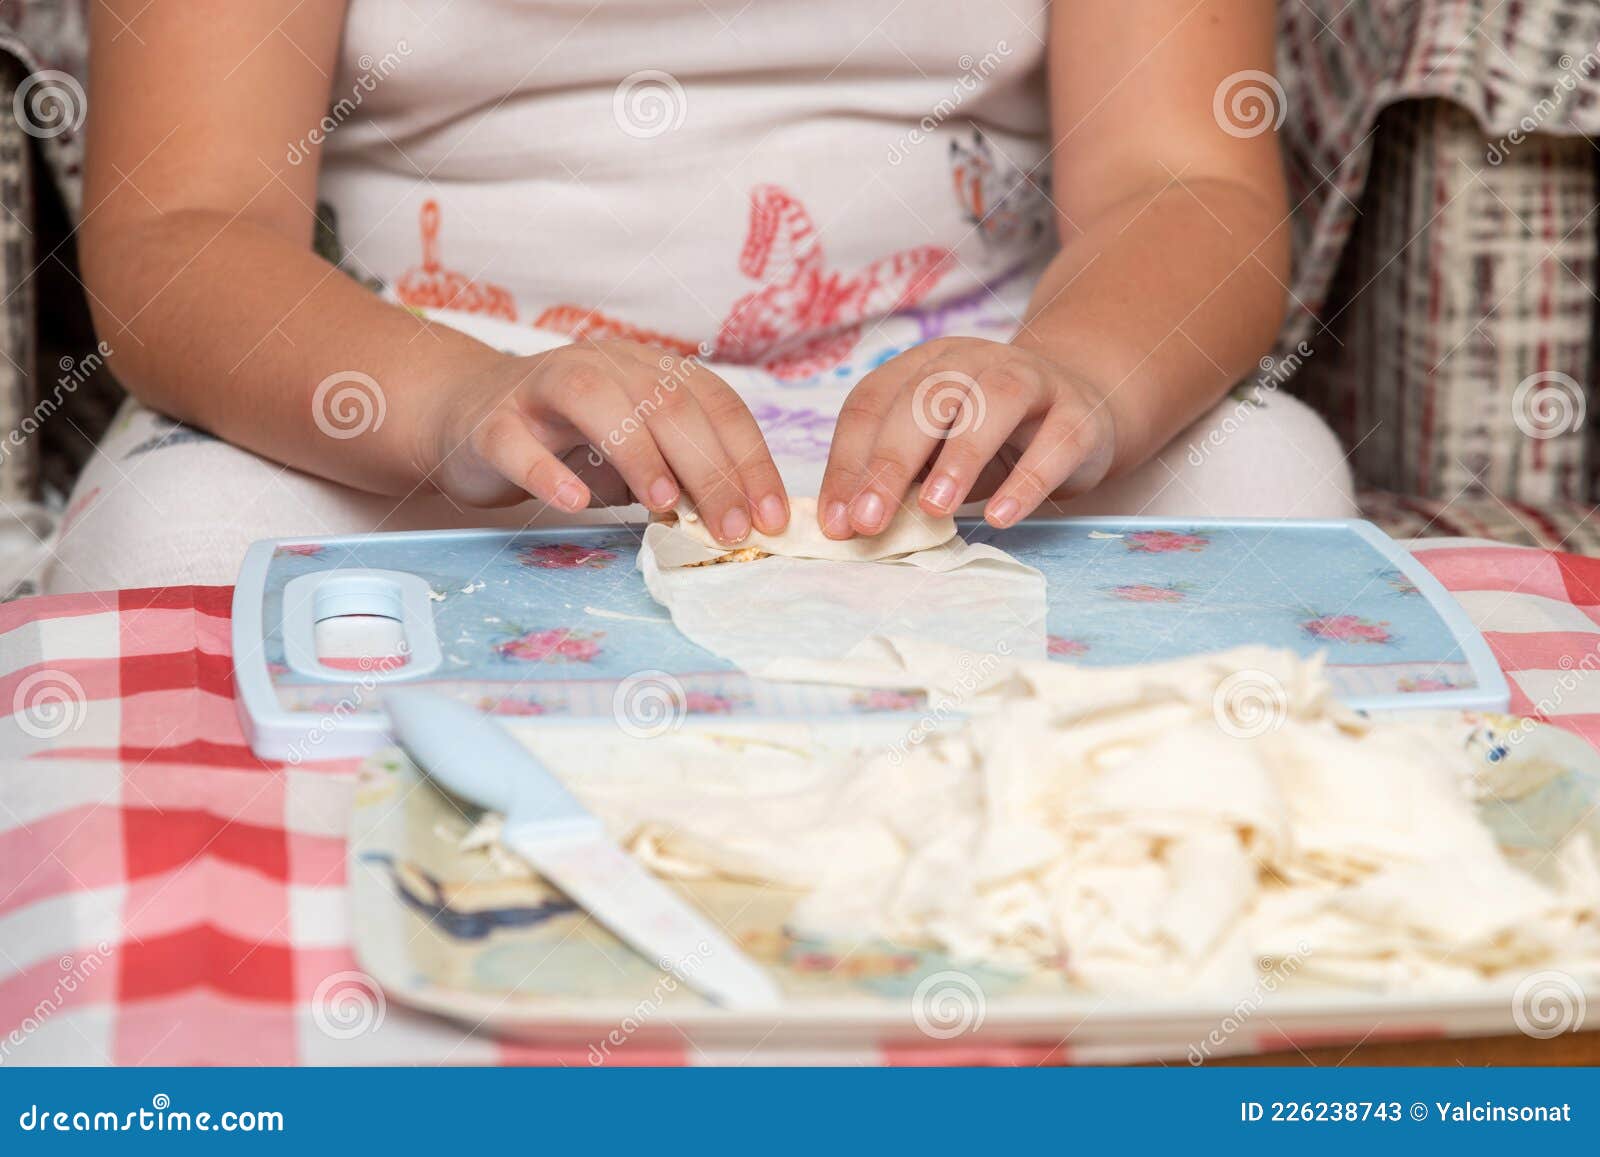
[423,340,789,545]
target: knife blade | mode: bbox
[382,687,781,1010]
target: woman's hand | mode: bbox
[425,340,789,544]
[816,337,1117,537]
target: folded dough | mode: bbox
[667,496,955,563]
[639,498,1048,670]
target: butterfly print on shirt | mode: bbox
[949,128,1052,248]
[396,200,519,321]
[534,184,953,380]
[531,304,701,359]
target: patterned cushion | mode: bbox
[1298,100,1597,508]
[1278,0,1600,517]
[0,55,35,504]
[1,1,118,502]
[1276,0,1600,353]
[1359,487,1600,555]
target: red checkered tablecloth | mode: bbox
[3,540,1599,1065]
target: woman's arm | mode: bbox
[83,0,467,495]
[1021,0,1289,469]
[816,0,1290,536]
[82,0,786,542]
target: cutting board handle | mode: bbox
[280,569,444,682]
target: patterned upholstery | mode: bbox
[1275,0,1600,356]
[1304,100,1599,548]
[1275,0,1600,548]
[0,54,35,504]
[0,0,93,508]
[1357,488,1600,555]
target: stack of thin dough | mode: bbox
[495,646,1600,995]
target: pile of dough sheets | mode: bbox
[494,644,1600,997]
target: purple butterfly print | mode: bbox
[752,404,837,462]
[905,262,1032,341]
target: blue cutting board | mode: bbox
[231,517,1509,759]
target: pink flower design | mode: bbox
[1047,636,1089,658]
[851,689,925,712]
[480,696,549,716]
[275,543,324,557]
[1109,583,1187,604]
[684,690,740,715]
[495,627,604,663]
[519,543,618,570]
[1301,614,1393,645]
[1126,530,1209,554]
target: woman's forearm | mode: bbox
[81,210,504,495]
[1013,176,1291,475]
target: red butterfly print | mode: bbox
[715,185,952,379]
[534,185,953,380]
[532,304,701,359]
[396,200,519,321]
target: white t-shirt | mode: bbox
[316,0,1055,381]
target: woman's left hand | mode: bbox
[817,337,1118,538]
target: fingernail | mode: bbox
[720,508,751,544]
[822,500,850,538]
[923,474,958,511]
[555,481,587,511]
[850,491,886,533]
[646,477,678,510]
[757,494,787,533]
[987,497,1021,527]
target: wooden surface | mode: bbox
[1220,1031,1600,1066]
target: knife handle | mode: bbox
[385,688,598,833]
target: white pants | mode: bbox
[40,312,1355,593]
